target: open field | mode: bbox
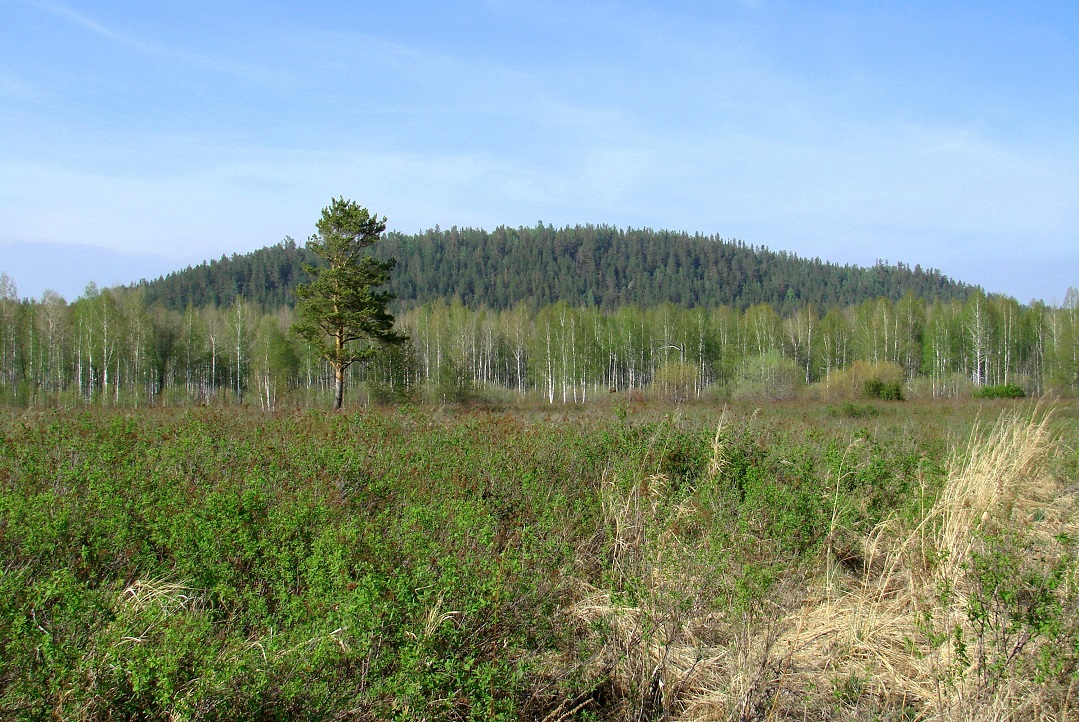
[2,399,1078,720]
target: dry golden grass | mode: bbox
[565,418,798,720]
[114,578,206,646]
[773,406,1073,721]
[563,407,1078,721]
[121,578,204,616]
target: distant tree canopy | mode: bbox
[136,224,977,314]
[137,237,314,311]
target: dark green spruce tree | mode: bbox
[292,198,405,410]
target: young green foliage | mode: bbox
[292,198,406,409]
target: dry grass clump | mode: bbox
[765,407,1077,720]
[121,578,205,617]
[562,418,805,720]
[561,408,1079,721]
[564,582,797,722]
[111,578,208,646]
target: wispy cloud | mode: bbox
[37,1,127,43]
[32,0,283,84]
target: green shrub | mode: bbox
[432,358,475,403]
[973,383,1026,399]
[834,401,881,419]
[863,377,904,401]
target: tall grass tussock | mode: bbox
[561,406,1079,720]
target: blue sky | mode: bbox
[2,0,1076,304]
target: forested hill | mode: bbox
[138,224,977,313]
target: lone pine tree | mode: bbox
[292,198,405,409]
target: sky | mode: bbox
[1,0,1077,304]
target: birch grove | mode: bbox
[0,284,1076,406]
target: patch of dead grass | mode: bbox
[559,407,1079,720]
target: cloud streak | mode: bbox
[32,0,282,84]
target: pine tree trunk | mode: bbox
[334,364,345,410]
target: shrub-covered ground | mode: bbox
[1,400,1077,720]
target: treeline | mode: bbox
[138,225,976,314]
[1,279,1076,408]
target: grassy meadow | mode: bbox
[2,398,1078,720]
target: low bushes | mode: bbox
[730,352,805,401]
[820,361,905,401]
[863,377,904,401]
[1,403,1075,719]
[973,383,1026,399]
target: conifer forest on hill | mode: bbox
[138,225,973,314]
